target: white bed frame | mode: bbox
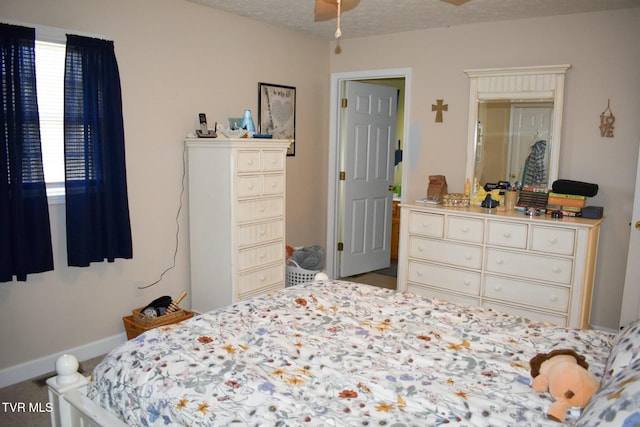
[47,273,331,427]
[46,354,127,427]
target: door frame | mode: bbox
[620,141,640,327]
[325,68,412,279]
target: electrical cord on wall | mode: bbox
[137,143,186,290]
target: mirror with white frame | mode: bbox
[464,65,571,189]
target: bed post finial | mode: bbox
[55,354,81,386]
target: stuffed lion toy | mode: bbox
[529,349,600,422]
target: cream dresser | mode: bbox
[185,137,291,313]
[397,204,602,328]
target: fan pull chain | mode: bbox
[335,0,342,39]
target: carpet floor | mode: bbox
[346,272,397,290]
[0,354,104,427]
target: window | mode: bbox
[35,40,65,202]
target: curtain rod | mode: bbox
[2,19,111,43]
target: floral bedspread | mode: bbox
[88,281,614,426]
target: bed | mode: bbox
[48,280,640,426]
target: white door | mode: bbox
[507,104,553,183]
[339,81,397,277]
[620,143,640,327]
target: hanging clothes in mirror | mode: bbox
[522,139,547,186]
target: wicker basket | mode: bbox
[132,306,188,326]
[123,310,194,340]
[286,259,320,287]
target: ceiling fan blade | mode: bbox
[314,0,361,22]
[441,0,472,5]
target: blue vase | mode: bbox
[241,110,255,132]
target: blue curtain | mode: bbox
[64,34,132,267]
[0,24,54,282]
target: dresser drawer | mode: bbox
[482,301,567,326]
[238,241,284,271]
[407,284,479,307]
[263,150,285,171]
[408,260,480,295]
[237,150,262,172]
[238,264,284,294]
[446,216,483,243]
[486,221,527,249]
[262,174,284,195]
[530,226,575,255]
[237,174,284,198]
[485,248,573,285]
[409,236,482,269]
[408,211,444,238]
[483,275,569,312]
[237,197,284,222]
[237,175,262,198]
[238,219,284,247]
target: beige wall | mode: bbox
[0,0,330,371]
[330,9,640,330]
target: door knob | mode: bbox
[636,221,640,231]
[388,185,395,191]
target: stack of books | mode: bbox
[516,186,549,212]
[546,192,587,217]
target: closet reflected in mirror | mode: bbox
[475,99,553,186]
[465,65,571,189]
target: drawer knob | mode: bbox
[259,206,266,212]
[494,285,502,291]
[552,266,561,273]
[496,258,504,265]
[464,254,473,260]
[461,227,469,233]
[422,222,430,229]
[271,182,277,188]
[548,238,558,244]
[550,295,559,302]
[260,228,266,236]
[248,159,254,165]
[259,252,266,259]
[463,279,471,286]
[248,184,254,190]
[259,275,265,282]
[417,245,425,252]
[417,270,423,277]
[503,232,511,238]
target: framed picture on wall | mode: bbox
[258,82,296,156]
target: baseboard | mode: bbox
[0,333,127,388]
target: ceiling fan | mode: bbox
[314,0,472,38]
[441,0,472,5]
[314,0,471,20]
[314,0,360,22]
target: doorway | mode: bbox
[325,68,412,286]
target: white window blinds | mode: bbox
[35,40,65,193]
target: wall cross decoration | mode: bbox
[599,99,615,138]
[432,99,448,123]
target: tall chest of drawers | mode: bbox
[185,138,291,313]
[397,204,602,328]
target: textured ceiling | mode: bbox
[185,0,640,40]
